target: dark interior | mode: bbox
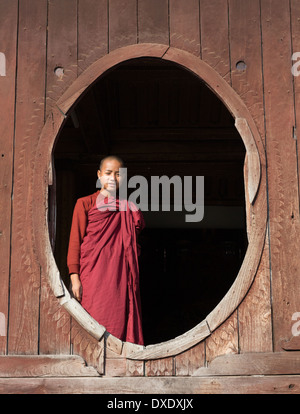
[50,57,248,345]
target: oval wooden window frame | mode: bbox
[32,44,267,360]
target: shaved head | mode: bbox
[99,155,124,171]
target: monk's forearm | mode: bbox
[70,273,82,302]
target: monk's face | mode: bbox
[97,159,122,193]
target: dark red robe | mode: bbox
[67,190,145,345]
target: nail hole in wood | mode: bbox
[54,66,64,79]
[236,61,247,71]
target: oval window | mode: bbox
[33,44,266,359]
[52,57,247,346]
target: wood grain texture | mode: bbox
[0,0,18,355]
[291,0,300,201]
[174,342,205,376]
[290,0,300,350]
[0,355,99,377]
[205,313,238,364]
[8,0,47,354]
[78,0,108,74]
[1,375,300,394]
[109,0,137,52]
[138,0,169,45]
[229,0,265,143]
[238,228,272,352]
[200,0,231,82]
[71,319,105,374]
[261,0,300,351]
[193,351,300,376]
[145,357,174,376]
[169,0,200,57]
[46,0,78,116]
[39,282,71,355]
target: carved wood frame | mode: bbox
[32,43,267,360]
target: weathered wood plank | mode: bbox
[238,228,272,352]
[0,0,18,355]
[71,319,105,374]
[291,0,300,207]
[229,0,265,143]
[228,0,272,353]
[39,0,78,355]
[138,0,169,45]
[46,0,78,116]
[169,0,200,57]
[200,0,231,82]
[175,342,205,376]
[261,0,300,351]
[109,0,137,52]
[78,0,108,74]
[290,1,300,352]
[145,357,174,377]
[0,355,99,377]
[105,355,144,377]
[281,336,300,351]
[205,313,238,364]
[8,0,47,355]
[0,375,300,394]
[39,288,71,355]
[193,351,300,376]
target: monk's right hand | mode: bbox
[70,273,82,302]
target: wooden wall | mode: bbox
[1,0,300,393]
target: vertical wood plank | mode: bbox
[291,3,300,348]
[138,0,169,45]
[0,0,18,355]
[8,0,47,354]
[291,0,300,178]
[109,0,137,52]
[261,0,300,351]
[229,0,265,143]
[169,0,200,57]
[39,0,78,354]
[39,288,71,355]
[238,229,272,352]
[46,0,78,116]
[228,0,272,352]
[78,0,108,74]
[200,0,231,82]
[200,0,237,361]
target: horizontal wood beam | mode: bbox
[0,355,99,377]
[192,351,300,377]
[0,375,299,394]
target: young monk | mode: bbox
[67,155,145,345]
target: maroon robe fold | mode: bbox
[76,192,145,345]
